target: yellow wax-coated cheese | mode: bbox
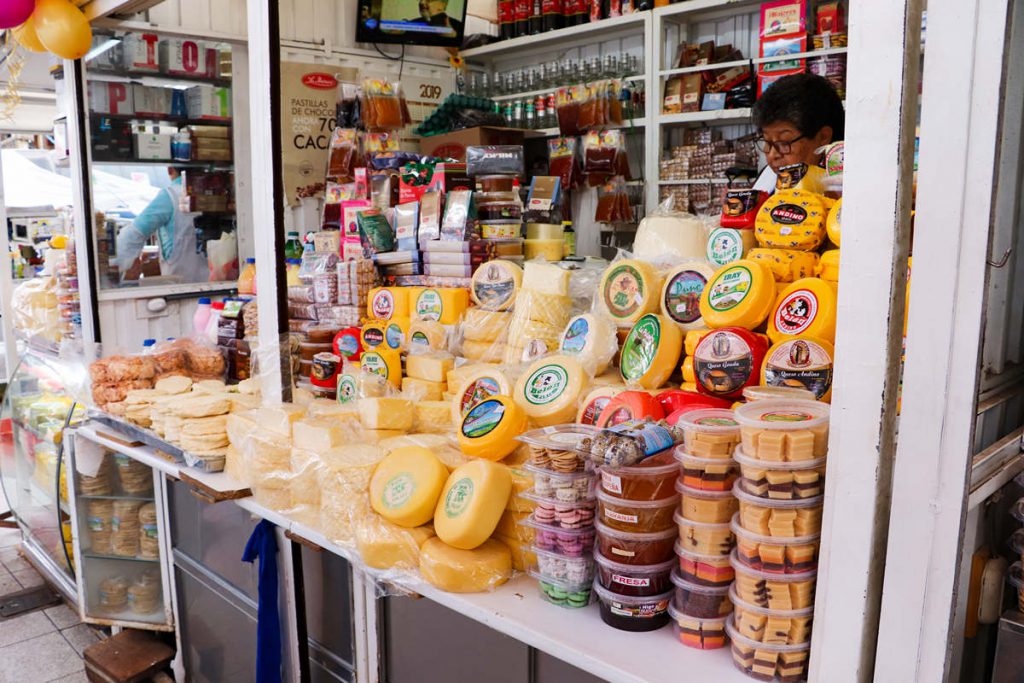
[256,403,305,437]
[406,353,455,383]
[661,261,715,331]
[522,261,570,296]
[460,339,505,363]
[748,248,821,283]
[367,286,410,321]
[402,377,446,401]
[462,308,511,342]
[755,189,832,251]
[293,418,348,452]
[360,349,402,388]
[407,320,448,352]
[419,537,512,593]
[356,518,434,570]
[619,313,683,390]
[591,370,627,387]
[706,227,757,268]
[378,434,464,472]
[458,395,528,461]
[413,401,453,433]
[526,222,564,240]
[514,354,588,426]
[434,459,512,549]
[359,397,414,431]
[495,509,532,540]
[699,260,776,330]
[768,277,838,344]
[471,260,523,311]
[599,259,663,327]
[450,366,513,425]
[682,356,695,384]
[827,197,842,246]
[413,288,470,325]
[817,249,840,283]
[559,313,618,375]
[576,386,625,425]
[680,381,698,392]
[524,238,565,261]
[369,445,449,527]
[361,321,388,350]
[496,533,536,571]
[762,335,836,402]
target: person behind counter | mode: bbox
[751,73,845,192]
[116,166,208,283]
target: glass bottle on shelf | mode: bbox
[512,100,524,128]
[524,100,536,130]
[546,92,557,128]
[502,101,514,125]
[285,231,303,260]
[530,0,542,34]
[535,95,548,130]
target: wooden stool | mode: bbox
[84,629,174,683]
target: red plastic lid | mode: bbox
[211,301,225,310]
[692,327,770,401]
[596,390,665,428]
[333,327,363,361]
[656,389,731,417]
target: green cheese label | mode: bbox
[524,364,569,405]
[381,473,416,509]
[444,477,474,518]
[416,289,443,321]
[707,265,753,312]
[619,314,661,382]
[603,264,644,319]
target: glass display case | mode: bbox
[0,346,87,600]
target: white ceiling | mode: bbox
[0,49,59,133]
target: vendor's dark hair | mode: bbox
[752,73,845,141]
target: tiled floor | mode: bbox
[0,514,103,682]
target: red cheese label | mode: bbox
[774,289,818,336]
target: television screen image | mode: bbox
[356,0,468,47]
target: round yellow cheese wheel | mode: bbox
[598,259,663,327]
[699,260,776,330]
[619,314,683,390]
[768,277,838,344]
[817,249,840,283]
[706,227,757,268]
[471,260,523,311]
[463,308,511,343]
[434,460,513,549]
[684,328,712,356]
[457,395,528,461]
[513,354,588,426]
[826,197,842,246]
[755,189,831,251]
[576,385,625,425]
[660,261,716,331]
[450,366,513,425]
[747,248,821,283]
[408,320,448,351]
[369,446,449,528]
[559,313,618,376]
[360,349,402,388]
[761,335,835,402]
[524,239,565,261]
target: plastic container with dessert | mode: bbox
[598,449,679,500]
[477,175,516,193]
[730,584,813,645]
[524,463,595,502]
[674,510,735,556]
[726,616,811,682]
[517,424,597,473]
[674,448,740,492]
[528,570,593,609]
[671,568,733,617]
[743,386,816,402]
[594,552,675,597]
[1008,562,1024,612]
[733,446,826,501]
[597,490,679,533]
[677,409,741,459]
[677,480,739,524]
[731,514,820,575]
[521,491,597,530]
[584,419,685,467]
[676,541,735,587]
[593,582,673,632]
[531,546,595,585]
[479,219,523,239]
[668,600,729,650]
[731,550,817,610]
[733,480,824,539]
[734,399,830,462]
[595,519,677,566]
[521,515,596,557]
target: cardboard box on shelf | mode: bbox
[418,126,525,162]
[186,85,231,120]
[131,85,173,117]
[122,33,161,73]
[160,38,218,78]
[88,82,134,115]
[133,132,173,160]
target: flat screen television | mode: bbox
[356,0,468,47]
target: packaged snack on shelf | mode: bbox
[522,515,596,557]
[675,449,740,492]
[523,465,595,502]
[677,408,741,458]
[726,617,811,681]
[675,510,735,556]
[521,491,596,530]
[730,584,813,645]
[594,552,675,598]
[734,480,823,538]
[672,567,733,618]
[676,541,735,587]
[668,601,728,650]
[598,449,679,500]
[731,513,820,574]
[595,519,676,565]
[583,419,684,468]
[529,570,594,609]
[678,481,738,524]
[593,583,673,632]
[731,548,816,609]
[517,424,595,473]
[734,399,830,462]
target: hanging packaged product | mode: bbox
[414,288,470,325]
[369,446,449,527]
[362,78,410,130]
[471,260,523,311]
[619,314,684,390]
[660,262,715,331]
[706,227,757,268]
[367,287,410,321]
[768,277,838,344]
[577,386,626,425]
[774,163,829,195]
[326,128,360,182]
[559,313,619,376]
[583,130,629,186]
[407,320,448,351]
[548,137,580,189]
[458,395,529,460]
[762,336,835,402]
[816,249,840,283]
[555,86,583,136]
[333,327,362,362]
[434,460,513,549]
[596,390,666,428]
[514,355,588,427]
[450,366,514,425]
[720,190,769,229]
[747,248,821,283]
[826,197,842,246]
[692,327,770,400]
[360,348,402,388]
[699,260,776,330]
[599,259,664,327]
[755,189,832,251]
[594,177,634,224]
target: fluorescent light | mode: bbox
[85,38,122,63]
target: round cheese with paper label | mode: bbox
[457,395,527,461]
[369,446,449,528]
[660,262,715,331]
[692,327,769,400]
[368,287,409,321]
[434,459,512,549]
[577,386,625,425]
[360,348,402,388]
[559,313,618,376]
[768,277,838,344]
[826,197,842,246]
[762,336,835,402]
[619,313,683,390]
[699,260,775,330]
[471,260,523,311]
[706,227,756,268]
[599,259,663,327]
[755,189,831,251]
[513,354,588,427]
[450,366,513,425]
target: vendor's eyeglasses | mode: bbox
[755,134,806,155]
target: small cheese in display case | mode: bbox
[730,585,814,646]
[731,514,820,575]
[668,602,728,650]
[734,399,830,462]
[674,511,735,557]
[730,551,817,610]
[725,616,811,682]
[677,408,741,459]
[734,481,824,538]
[733,446,826,500]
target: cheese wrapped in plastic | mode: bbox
[356,517,435,570]
[288,447,325,527]
[597,258,664,327]
[418,538,512,593]
[559,313,618,376]
[319,444,387,545]
[378,433,466,470]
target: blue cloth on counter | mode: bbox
[242,519,282,683]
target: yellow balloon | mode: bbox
[12,17,47,53]
[34,0,93,60]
